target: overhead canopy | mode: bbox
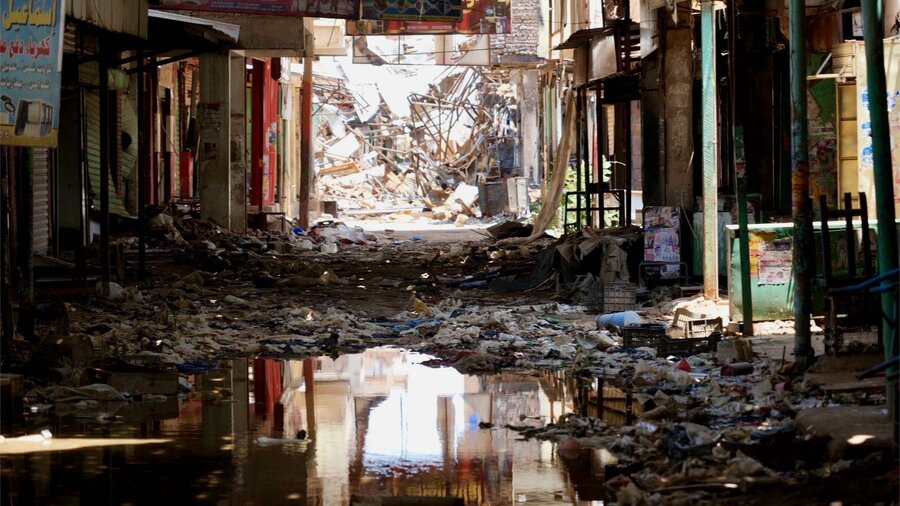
[148,9,240,49]
[554,27,613,51]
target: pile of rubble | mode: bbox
[314,62,521,221]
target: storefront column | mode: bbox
[229,54,247,233]
[198,51,232,229]
[700,0,718,300]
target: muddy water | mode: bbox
[1,349,617,505]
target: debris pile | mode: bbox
[313,63,523,220]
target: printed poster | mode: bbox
[0,0,64,147]
[807,78,837,205]
[350,0,509,34]
[856,40,900,216]
[748,233,793,286]
[362,0,462,22]
[154,0,361,19]
[643,206,680,264]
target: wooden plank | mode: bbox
[804,371,886,392]
[319,160,359,177]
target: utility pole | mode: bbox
[790,0,813,365]
[701,0,718,300]
[860,0,899,415]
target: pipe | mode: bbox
[701,0,718,300]
[730,0,753,335]
[624,95,633,227]
[580,88,585,230]
[860,0,899,414]
[790,0,813,364]
[99,53,111,291]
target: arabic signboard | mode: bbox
[0,0,64,147]
[361,0,462,22]
[350,0,508,34]
[153,0,361,19]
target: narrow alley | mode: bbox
[1,1,899,505]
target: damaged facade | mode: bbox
[1,0,899,505]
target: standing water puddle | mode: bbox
[1,348,622,505]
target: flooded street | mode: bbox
[1,349,615,505]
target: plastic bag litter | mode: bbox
[725,451,770,478]
[40,383,126,402]
[256,436,309,446]
[224,295,247,305]
[96,282,125,301]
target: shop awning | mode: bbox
[148,10,240,44]
[553,27,613,51]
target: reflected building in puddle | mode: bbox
[279,348,573,505]
[2,348,611,505]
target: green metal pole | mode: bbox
[790,0,813,364]
[860,0,899,414]
[729,0,754,336]
[701,0,718,300]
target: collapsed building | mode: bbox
[313,62,529,220]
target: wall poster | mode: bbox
[643,206,680,280]
[856,40,900,216]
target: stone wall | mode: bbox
[493,0,541,57]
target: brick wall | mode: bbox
[493,0,541,56]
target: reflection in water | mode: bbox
[1,349,612,505]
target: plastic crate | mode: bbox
[601,282,637,312]
[672,309,722,339]
[622,323,720,357]
[683,317,722,339]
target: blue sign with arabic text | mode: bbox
[1,0,64,147]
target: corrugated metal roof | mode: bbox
[553,27,613,50]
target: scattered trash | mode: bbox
[96,282,125,301]
[38,384,126,403]
[721,362,754,376]
[256,436,309,446]
[223,295,247,305]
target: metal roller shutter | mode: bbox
[84,90,131,217]
[32,148,51,255]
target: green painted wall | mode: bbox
[726,221,888,321]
